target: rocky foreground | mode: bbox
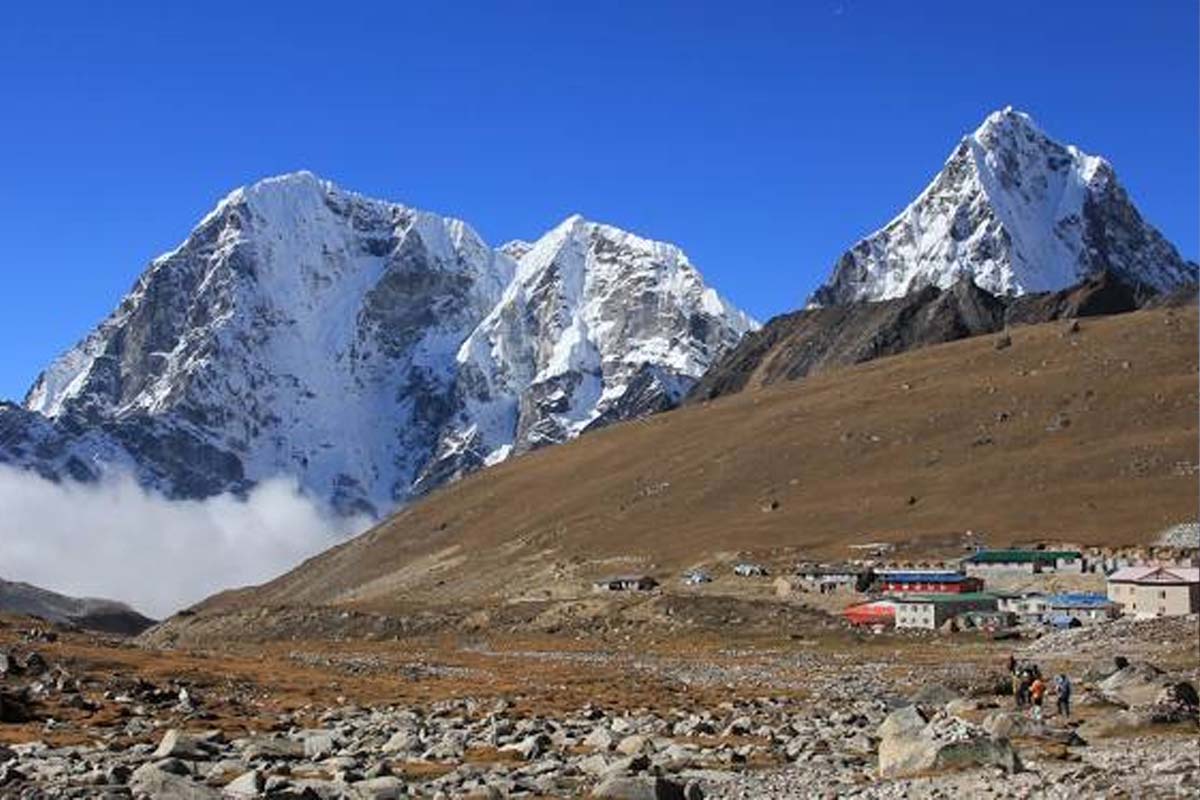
[0,617,1197,798]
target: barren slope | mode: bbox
[192,308,1197,620]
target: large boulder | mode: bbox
[878,706,1021,778]
[1099,662,1165,706]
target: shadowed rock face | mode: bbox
[687,272,1195,403]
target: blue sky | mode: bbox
[0,2,1195,400]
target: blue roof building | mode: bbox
[1045,592,1119,625]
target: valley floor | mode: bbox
[0,608,1197,798]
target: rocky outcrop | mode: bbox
[688,270,1191,403]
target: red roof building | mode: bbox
[877,572,984,594]
[843,599,897,626]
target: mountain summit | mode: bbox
[809,107,1197,306]
[417,215,754,490]
[2,175,753,515]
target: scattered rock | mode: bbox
[154,729,220,760]
[222,769,263,798]
[130,761,220,799]
[21,653,47,678]
[0,692,32,723]
[592,774,688,800]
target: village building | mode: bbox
[992,591,1050,623]
[592,575,658,592]
[893,593,998,630]
[733,563,769,577]
[962,549,1085,575]
[842,599,896,627]
[1045,592,1120,626]
[681,569,712,586]
[790,564,863,594]
[956,608,1018,631]
[1106,566,1200,618]
[875,570,984,594]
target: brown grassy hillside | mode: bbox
[202,308,1197,617]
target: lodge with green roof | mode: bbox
[962,548,1085,575]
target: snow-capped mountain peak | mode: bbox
[6,178,754,515]
[414,215,757,492]
[809,107,1197,307]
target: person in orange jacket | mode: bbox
[1029,675,1047,722]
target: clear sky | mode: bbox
[0,1,1195,401]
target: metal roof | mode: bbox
[879,572,972,583]
[1108,566,1200,584]
[1046,592,1116,608]
[893,592,997,604]
[964,549,1082,564]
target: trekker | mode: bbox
[1055,674,1072,718]
[1030,675,1046,722]
[1017,671,1034,708]
[1012,671,1023,708]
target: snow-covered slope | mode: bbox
[417,216,755,490]
[809,107,1198,306]
[1,176,754,515]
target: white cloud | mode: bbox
[0,466,371,619]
